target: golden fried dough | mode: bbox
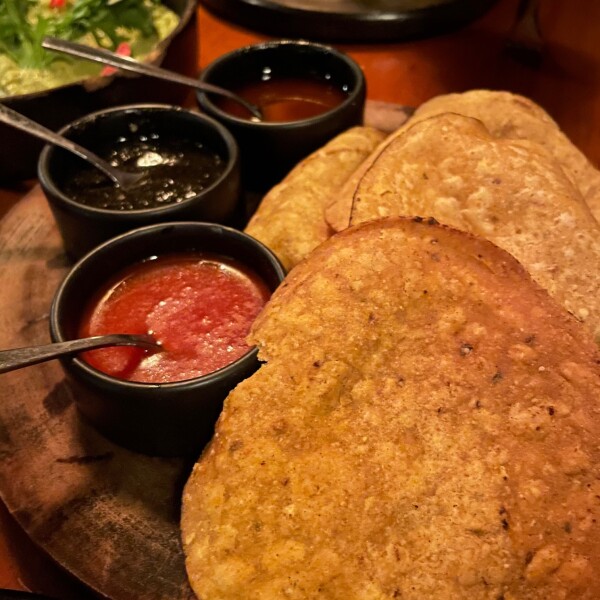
[326,90,600,229]
[244,126,386,270]
[583,181,600,223]
[348,113,600,344]
[413,90,600,220]
[182,217,600,600]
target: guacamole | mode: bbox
[0,0,179,98]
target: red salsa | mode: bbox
[215,76,348,122]
[78,253,270,383]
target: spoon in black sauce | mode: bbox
[0,334,160,375]
[42,37,264,121]
[0,103,147,190]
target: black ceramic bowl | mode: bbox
[39,104,241,260]
[49,221,286,457]
[0,0,197,184]
[196,39,366,193]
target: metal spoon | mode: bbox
[0,103,146,190]
[42,36,264,121]
[0,334,160,375]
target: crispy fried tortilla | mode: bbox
[182,217,600,600]
[348,113,600,344]
[244,126,386,270]
[326,90,600,229]
[413,90,600,221]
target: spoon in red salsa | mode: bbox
[77,252,270,384]
[0,334,160,375]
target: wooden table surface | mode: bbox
[1,0,599,596]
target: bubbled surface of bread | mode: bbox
[182,218,600,600]
[245,126,386,271]
[326,90,600,230]
[412,90,600,221]
[349,113,600,344]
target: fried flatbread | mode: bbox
[348,113,600,344]
[244,126,386,270]
[413,90,600,221]
[326,90,600,230]
[182,217,600,600]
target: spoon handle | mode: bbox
[0,103,122,186]
[42,37,263,120]
[0,334,158,375]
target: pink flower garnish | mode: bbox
[101,42,132,77]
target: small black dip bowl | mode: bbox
[39,104,241,260]
[49,221,286,457]
[196,39,366,193]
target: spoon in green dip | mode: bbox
[42,36,264,121]
[0,103,147,190]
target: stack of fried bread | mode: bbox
[415,90,600,222]
[326,90,600,228]
[182,91,600,599]
[182,218,600,599]
[335,112,600,344]
[247,90,600,344]
[245,126,386,271]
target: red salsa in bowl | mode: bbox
[78,252,270,383]
[49,222,285,456]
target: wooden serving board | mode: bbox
[0,101,411,600]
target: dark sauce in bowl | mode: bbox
[62,133,226,211]
[214,75,349,122]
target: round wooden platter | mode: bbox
[0,191,196,600]
[0,101,410,600]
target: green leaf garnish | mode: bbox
[0,0,160,69]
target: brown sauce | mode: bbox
[61,134,225,211]
[215,76,348,122]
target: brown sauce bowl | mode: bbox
[196,39,367,193]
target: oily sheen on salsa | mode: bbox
[214,76,348,122]
[78,253,270,383]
